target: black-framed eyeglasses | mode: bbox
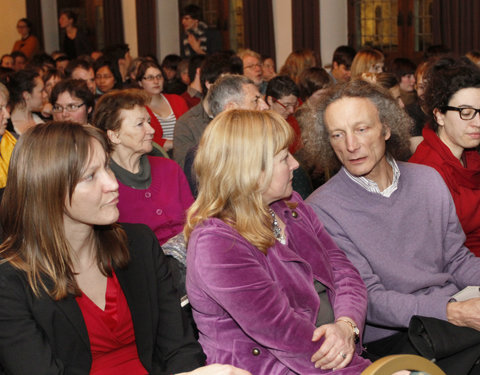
[273,98,298,111]
[442,106,480,120]
[52,103,85,113]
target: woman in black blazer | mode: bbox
[0,122,250,375]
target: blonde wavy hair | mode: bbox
[184,109,294,253]
[350,48,385,79]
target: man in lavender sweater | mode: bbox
[305,80,480,373]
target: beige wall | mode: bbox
[320,0,348,66]
[42,0,59,54]
[0,1,27,57]
[272,0,293,69]
[156,0,180,60]
[122,0,138,58]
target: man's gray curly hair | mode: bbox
[300,79,413,173]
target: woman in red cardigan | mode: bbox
[137,60,188,152]
[410,57,480,256]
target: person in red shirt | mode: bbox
[137,60,188,152]
[0,121,251,375]
[410,57,480,256]
[266,75,302,154]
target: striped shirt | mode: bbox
[343,157,400,198]
[154,110,176,140]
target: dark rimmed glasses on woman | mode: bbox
[443,106,480,120]
[52,103,85,113]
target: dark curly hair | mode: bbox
[301,79,412,172]
[423,57,480,132]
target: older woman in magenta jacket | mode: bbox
[93,89,193,246]
[185,110,369,374]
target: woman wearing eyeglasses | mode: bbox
[51,79,95,125]
[0,121,251,375]
[11,18,40,61]
[136,61,188,152]
[410,57,480,256]
[265,76,301,153]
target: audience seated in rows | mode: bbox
[3,27,480,374]
[0,121,249,375]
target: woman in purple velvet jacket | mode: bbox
[185,109,370,375]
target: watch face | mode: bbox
[353,327,360,343]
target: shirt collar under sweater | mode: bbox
[110,154,152,189]
[343,156,400,198]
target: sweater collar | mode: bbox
[342,157,400,197]
[110,154,152,189]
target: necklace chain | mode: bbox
[269,208,286,245]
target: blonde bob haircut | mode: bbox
[350,48,385,79]
[184,109,294,253]
[0,122,129,300]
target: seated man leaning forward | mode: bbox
[305,79,480,374]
